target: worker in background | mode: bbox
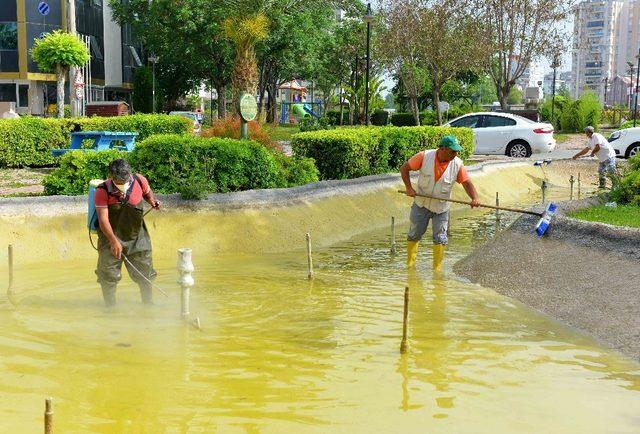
[95,159,161,307]
[400,135,480,270]
[572,126,616,189]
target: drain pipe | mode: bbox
[390,217,397,255]
[177,248,194,319]
[400,286,409,354]
[44,397,53,434]
[305,233,313,280]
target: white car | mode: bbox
[444,112,556,157]
[608,127,640,159]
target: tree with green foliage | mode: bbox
[109,0,234,115]
[31,30,90,118]
[133,66,153,113]
[507,87,523,104]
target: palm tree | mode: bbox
[223,14,269,107]
[31,30,89,118]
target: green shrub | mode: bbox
[291,126,474,180]
[133,66,153,113]
[370,110,389,126]
[0,114,192,168]
[390,112,417,126]
[298,116,333,132]
[610,156,640,205]
[579,91,601,129]
[621,120,637,129]
[42,149,128,195]
[274,153,319,186]
[326,109,350,125]
[42,135,319,195]
[559,100,585,133]
[0,117,69,167]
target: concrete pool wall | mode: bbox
[0,159,598,267]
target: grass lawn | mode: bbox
[265,124,300,142]
[569,204,640,228]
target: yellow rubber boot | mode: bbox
[432,244,445,272]
[407,241,419,268]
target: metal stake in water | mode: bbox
[177,248,194,319]
[569,175,575,200]
[495,192,500,221]
[7,244,14,299]
[44,397,53,434]
[541,180,548,203]
[390,217,397,255]
[305,233,313,280]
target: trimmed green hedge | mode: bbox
[291,126,474,180]
[0,114,192,168]
[42,135,319,196]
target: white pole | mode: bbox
[177,248,194,319]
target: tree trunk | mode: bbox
[339,86,344,126]
[217,84,227,119]
[410,97,420,126]
[433,84,442,126]
[56,65,66,119]
[498,84,510,110]
[270,81,278,124]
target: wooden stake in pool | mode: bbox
[578,172,581,199]
[44,397,53,434]
[400,286,409,354]
[306,233,313,280]
[541,180,548,203]
[7,244,13,295]
[390,217,397,255]
[570,175,575,200]
[495,192,500,221]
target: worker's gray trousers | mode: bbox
[598,158,616,188]
[407,203,449,245]
[96,247,156,306]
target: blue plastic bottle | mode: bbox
[535,202,557,237]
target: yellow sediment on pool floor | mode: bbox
[3,159,633,434]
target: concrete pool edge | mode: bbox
[0,159,530,217]
[454,196,640,361]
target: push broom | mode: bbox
[398,191,557,236]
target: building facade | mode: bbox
[0,0,143,115]
[572,0,640,107]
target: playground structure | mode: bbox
[278,80,323,124]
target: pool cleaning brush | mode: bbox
[398,191,557,236]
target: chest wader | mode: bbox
[95,176,156,306]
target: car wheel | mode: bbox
[626,143,640,159]
[506,141,531,158]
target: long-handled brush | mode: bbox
[398,191,557,236]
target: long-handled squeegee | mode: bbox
[398,191,557,236]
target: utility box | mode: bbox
[86,101,130,117]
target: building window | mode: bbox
[0,84,16,102]
[0,22,18,49]
[18,85,28,107]
[587,20,604,28]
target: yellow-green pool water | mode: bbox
[2,202,640,433]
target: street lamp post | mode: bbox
[602,76,609,107]
[364,3,373,126]
[149,54,159,113]
[634,48,640,127]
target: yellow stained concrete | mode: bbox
[3,160,636,434]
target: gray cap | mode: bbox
[584,126,595,133]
